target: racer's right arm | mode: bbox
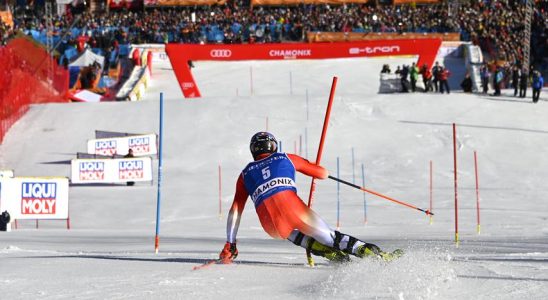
[226,174,249,244]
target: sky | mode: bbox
[1,50,547,300]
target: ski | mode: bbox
[192,258,231,270]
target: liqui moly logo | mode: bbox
[21,182,57,215]
[129,137,150,154]
[119,160,144,180]
[79,161,105,181]
[95,140,117,156]
[349,46,401,55]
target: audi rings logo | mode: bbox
[210,49,232,58]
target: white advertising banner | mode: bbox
[0,177,69,219]
[0,169,14,178]
[87,134,158,157]
[71,157,153,184]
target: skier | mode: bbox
[219,132,402,263]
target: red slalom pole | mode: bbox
[474,151,481,234]
[305,76,338,267]
[453,123,459,247]
[307,77,338,208]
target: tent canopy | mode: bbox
[69,48,105,68]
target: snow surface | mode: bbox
[1,54,547,300]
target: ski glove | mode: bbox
[219,242,238,262]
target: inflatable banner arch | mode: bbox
[166,39,442,98]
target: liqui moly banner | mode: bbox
[0,169,14,178]
[0,177,69,220]
[87,134,158,157]
[165,39,442,98]
[71,157,153,184]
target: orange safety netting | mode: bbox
[0,37,68,143]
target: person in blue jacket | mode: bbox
[532,71,544,103]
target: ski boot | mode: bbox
[307,239,350,263]
[356,243,403,262]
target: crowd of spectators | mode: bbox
[2,1,547,80]
[1,19,15,45]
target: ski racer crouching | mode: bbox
[220,132,402,263]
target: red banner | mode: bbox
[166,39,442,98]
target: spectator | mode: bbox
[380,64,391,74]
[400,65,410,93]
[532,71,544,103]
[124,149,135,186]
[438,66,451,94]
[480,64,490,94]
[432,62,442,93]
[519,68,528,98]
[420,64,433,93]
[409,62,419,92]
[493,66,504,96]
[461,73,473,93]
[512,65,521,97]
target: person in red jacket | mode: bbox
[219,132,402,263]
[438,66,451,94]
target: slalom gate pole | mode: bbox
[290,71,293,95]
[453,123,459,247]
[328,176,434,216]
[266,116,269,131]
[306,89,309,121]
[429,160,433,224]
[361,163,367,224]
[250,66,254,95]
[474,151,481,234]
[154,92,164,254]
[336,157,340,230]
[352,147,355,184]
[305,76,338,267]
[218,164,222,220]
[299,134,302,156]
[304,127,308,159]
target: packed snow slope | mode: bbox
[1,54,547,300]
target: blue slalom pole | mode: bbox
[336,157,340,230]
[361,163,367,224]
[154,92,164,254]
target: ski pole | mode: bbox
[328,175,433,216]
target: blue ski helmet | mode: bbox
[250,132,278,159]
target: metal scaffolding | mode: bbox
[522,0,533,71]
